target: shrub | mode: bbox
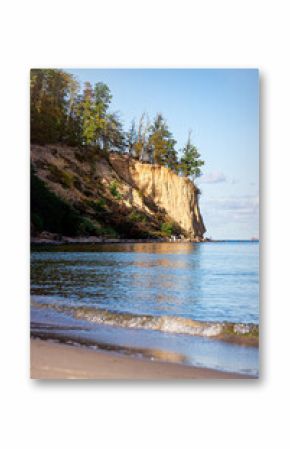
[160,222,174,237]
[98,225,118,237]
[94,198,106,211]
[85,198,107,213]
[60,171,74,188]
[129,211,148,223]
[109,180,122,200]
[47,164,74,189]
[78,218,98,236]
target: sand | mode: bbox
[30,339,255,379]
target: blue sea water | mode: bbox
[31,241,259,376]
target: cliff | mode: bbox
[31,145,206,240]
[109,154,205,238]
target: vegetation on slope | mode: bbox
[30,69,205,239]
[31,145,184,239]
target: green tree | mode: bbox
[94,82,125,151]
[79,82,97,145]
[148,114,178,170]
[179,132,204,179]
[94,82,111,149]
[103,112,126,152]
[31,69,78,144]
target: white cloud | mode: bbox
[199,171,227,184]
[201,194,259,226]
[202,195,259,214]
[200,194,259,239]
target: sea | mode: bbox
[31,241,259,376]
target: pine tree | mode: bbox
[94,82,111,149]
[148,114,178,169]
[79,82,97,146]
[89,82,125,151]
[103,112,126,152]
[179,132,204,179]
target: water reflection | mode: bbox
[31,242,259,375]
[31,241,259,324]
[32,241,198,254]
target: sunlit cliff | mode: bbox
[31,145,206,240]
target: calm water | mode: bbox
[31,241,259,375]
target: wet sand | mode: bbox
[30,339,255,379]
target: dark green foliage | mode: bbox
[78,218,98,236]
[30,69,80,145]
[160,222,174,236]
[30,70,125,151]
[85,198,106,213]
[128,210,148,223]
[179,132,205,179]
[109,181,122,199]
[148,114,178,170]
[128,113,180,171]
[80,82,97,145]
[31,167,82,235]
[93,198,106,211]
[97,225,118,238]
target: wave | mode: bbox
[31,300,258,345]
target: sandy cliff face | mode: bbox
[31,145,206,239]
[109,154,206,239]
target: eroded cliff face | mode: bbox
[109,154,206,239]
[31,145,206,239]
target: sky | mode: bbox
[66,69,259,240]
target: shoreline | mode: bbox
[30,231,208,245]
[30,339,256,380]
[31,237,170,245]
[31,237,205,245]
[30,236,258,245]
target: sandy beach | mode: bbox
[30,339,255,379]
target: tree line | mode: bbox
[31,69,204,179]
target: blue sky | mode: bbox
[66,69,259,240]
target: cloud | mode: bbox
[199,171,227,184]
[200,194,259,223]
[200,194,259,239]
[203,194,259,212]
